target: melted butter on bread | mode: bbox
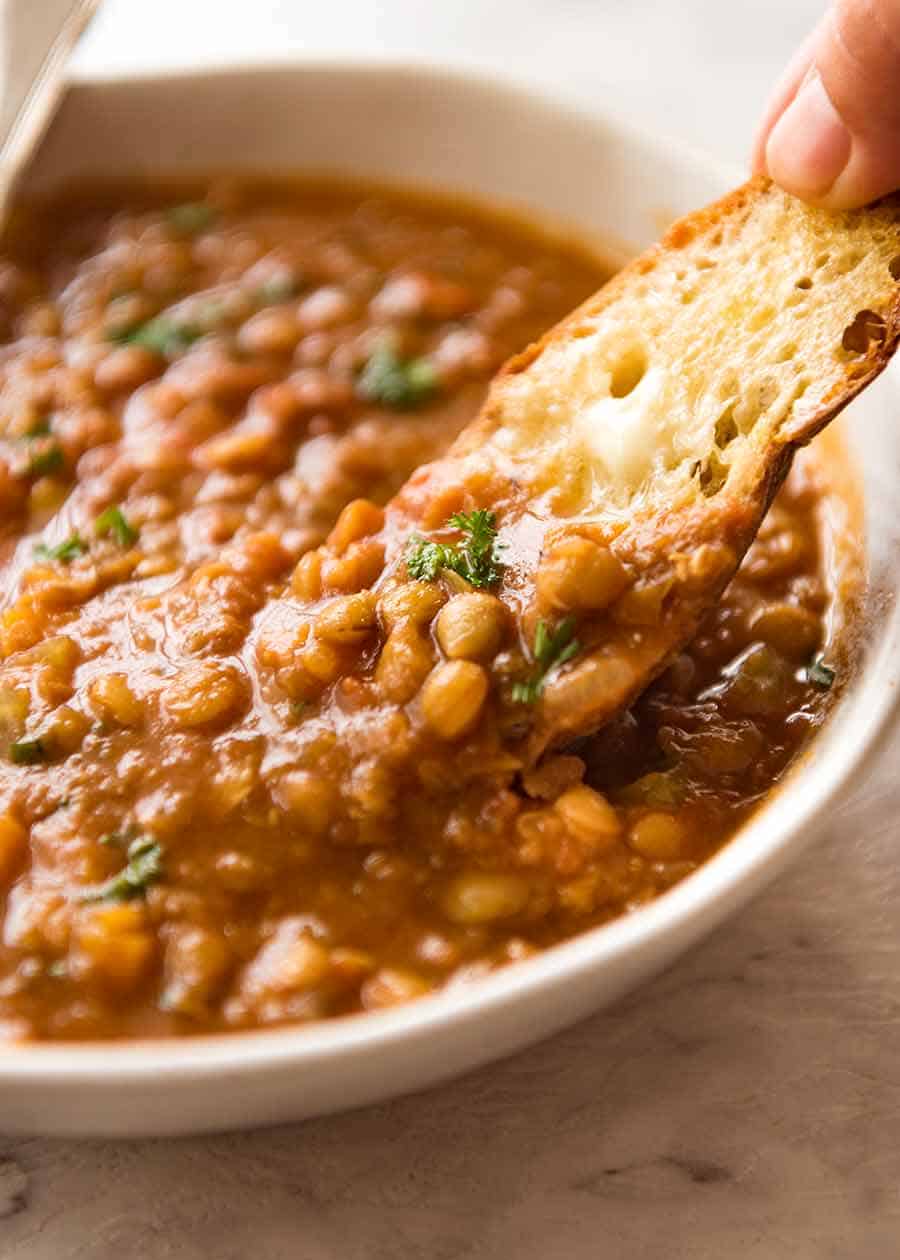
[478,179,900,534]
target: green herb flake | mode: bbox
[16,440,64,479]
[33,533,88,564]
[108,315,202,358]
[446,510,504,587]
[9,737,45,766]
[33,533,88,565]
[511,616,581,704]
[406,537,454,583]
[94,504,138,547]
[24,416,52,439]
[47,960,68,979]
[99,827,139,849]
[357,342,438,410]
[807,657,836,690]
[80,836,164,904]
[165,202,217,235]
[406,509,503,589]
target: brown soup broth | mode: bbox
[0,178,842,1039]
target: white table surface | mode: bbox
[7,2,900,1256]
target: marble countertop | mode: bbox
[5,2,900,1255]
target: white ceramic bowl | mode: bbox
[1,62,898,1138]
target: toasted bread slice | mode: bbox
[386,176,900,758]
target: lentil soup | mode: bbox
[0,178,846,1040]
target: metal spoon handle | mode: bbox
[0,0,100,216]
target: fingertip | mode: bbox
[804,167,899,211]
[764,72,852,202]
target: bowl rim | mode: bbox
[2,56,899,1083]
[66,52,742,180]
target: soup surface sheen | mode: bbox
[0,179,842,1040]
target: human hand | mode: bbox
[753,0,900,209]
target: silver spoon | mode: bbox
[0,0,100,220]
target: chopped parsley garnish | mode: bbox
[405,537,453,583]
[357,342,438,410]
[24,416,51,438]
[406,509,504,588]
[108,315,202,358]
[94,504,138,547]
[9,737,45,766]
[81,835,163,904]
[99,827,138,848]
[33,533,88,564]
[165,202,217,235]
[807,657,836,690]
[511,617,581,704]
[18,440,63,478]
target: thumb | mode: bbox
[757,0,900,209]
